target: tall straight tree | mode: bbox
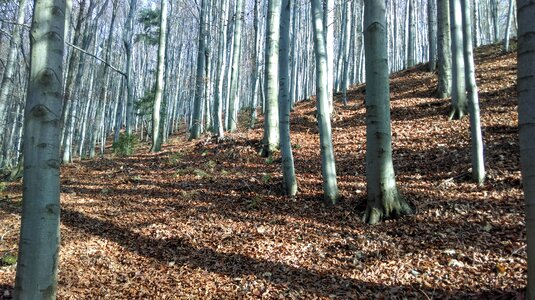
[517,0,535,297]
[124,0,138,135]
[449,0,467,120]
[212,0,229,139]
[227,0,245,132]
[261,0,281,157]
[406,0,416,68]
[324,0,335,113]
[190,0,208,140]
[503,0,514,52]
[14,0,66,296]
[428,0,438,71]
[311,0,339,204]
[461,0,485,184]
[150,0,168,151]
[278,0,297,196]
[437,0,452,98]
[341,0,352,105]
[363,0,412,224]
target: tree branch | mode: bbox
[65,42,127,78]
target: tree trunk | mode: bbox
[449,0,468,120]
[363,0,412,225]
[124,0,138,135]
[517,2,535,296]
[503,0,514,52]
[324,0,335,113]
[428,0,438,71]
[278,0,297,196]
[212,0,229,139]
[190,0,207,140]
[311,0,339,204]
[260,0,281,157]
[437,0,452,98]
[228,0,245,132]
[407,0,416,68]
[14,0,65,297]
[341,0,352,105]
[150,0,168,151]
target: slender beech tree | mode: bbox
[437,0,452,98]
[449,0,467,120]
[461,0,485,184]
[124,0,138,135]
[261,0,281,157]
[363,0,412,224]
[14,0,66,296]
[406,0,416,68]
[228,0,245,132]
[341,0,352,105]
[212,0,229,139]
[517,1,535,296]
[324,0,335,113]
[311,0,339,204]
[428,0,438,71]
[150,0,168,151]
[279,0,297,196]
[503,0,514,52]
[190,0,208,140]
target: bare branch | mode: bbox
[65,42,127,78]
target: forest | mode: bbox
[0,0,534,298]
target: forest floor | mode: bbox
[0,43,525,299]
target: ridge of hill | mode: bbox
[0,43,523,299]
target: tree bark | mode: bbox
[363,0,412,224]
[14,0,65,297]
[517,2,535,296]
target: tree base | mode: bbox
[448,106,468,120]
[362,190,413,225]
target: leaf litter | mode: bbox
[0,43,525,299]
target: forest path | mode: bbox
[0,43,524,299]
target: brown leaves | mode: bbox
[0,43,526,299]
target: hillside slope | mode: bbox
[0,43,523,299]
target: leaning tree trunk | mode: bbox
[278,0,297,196]
[437,0,452,98]
[150,0,168,151]
[14,0,66,297]
[260,0,281,157]
[461,0,485,184]
[311,0,339,204]
[517,1,535,298]
[448,0,467,120]
[363,0,412,225]
[190,0,207,140]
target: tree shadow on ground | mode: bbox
[59,207,522,299]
